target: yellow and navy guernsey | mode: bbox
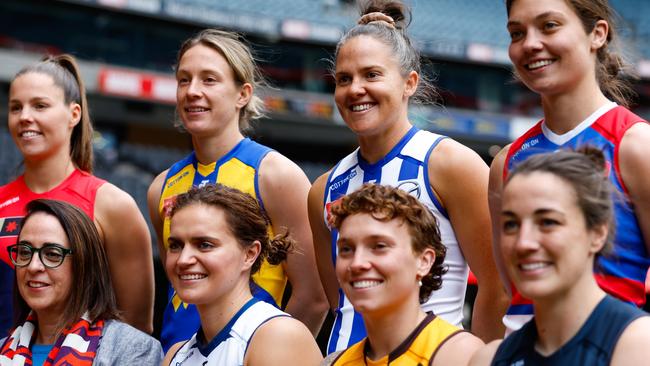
[158,138,286,351]
[331,313,464,366]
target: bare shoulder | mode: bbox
[610,316,650,365]
[95,182,139,218]
[467,339,502,366]
[428,138,486,175]
[432,331,485,366]
[259,151,307,182]
[247,316,322,366]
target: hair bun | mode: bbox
[577,146,606,172]
[360,0,410,30]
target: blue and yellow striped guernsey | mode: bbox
[158,137,286,351]
[331,313,464,366]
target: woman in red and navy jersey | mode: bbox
[0,55,154,335]
[489,0,650,333]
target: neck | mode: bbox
[362,295,425,360]
[540,80,610,135]
[195,280,252,342]
[191,121,244,165]
[357,118,412,165]
[23,152,76,193]
[35,313,61,345]
[532,266,606,356]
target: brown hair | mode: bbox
[12,54,94,172]
[505,0,634,107]
[330,183,446,303]
[14,199,119,331]
[505,147,615,257]
[175,29,266,132]
[334,0,438,104]
[170,184,292,275]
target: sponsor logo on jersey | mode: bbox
[329,170,357,192]
[0,196,19,209]
[166,171,190,189]
[0,217,22,238]
[397,180,421,199]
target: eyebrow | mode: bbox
[501,208,562,216]
[507,11,565,28]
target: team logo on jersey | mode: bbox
[397,181,421,199]
[325,197,344,228]
[162,196,178,218]
[0,217,22,238]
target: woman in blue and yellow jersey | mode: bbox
[147,29,327,352]
[323,184,483,366]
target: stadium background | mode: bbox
[0,0,648,341]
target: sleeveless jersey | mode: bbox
[503,103,650,332]
[323,126,468,353]
[331,312,465,366]
[0,169,105,335]
[492,295,649,366]
[169,298,288,366]
[158,138,286,352]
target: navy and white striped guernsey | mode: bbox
[169,298,288,366]
[492,295,649,366]
[323,126,469,353]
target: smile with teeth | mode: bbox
[519,262,550,271]
[350,103,375,112]
[179,273,207,280]
[526,59,555,70]
[27,281,49,288]
[185,107,210,112]
[20,131,42,138]
[351,280,383,289]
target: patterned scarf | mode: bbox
[0,312,104,366]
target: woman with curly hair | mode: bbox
[324,184,483,366]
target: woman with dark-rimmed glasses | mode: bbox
[0,199,162,365]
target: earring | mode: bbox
[418,280,423,287]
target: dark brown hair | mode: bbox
[175,29,266,132]
[169,184,292,275]
[12,54,94,172]
[334,0,438,104]
[506,0,634,107]
[505,147,615,256]
[14,199,118,331]
[330,183,446,303]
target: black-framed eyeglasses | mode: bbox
[7,243,73,269]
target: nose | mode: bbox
[513,222,540,254]
[19,107,34,123]
[348,248,372,273]
[521,30,543,53]
[185,79,201,99]
[25,252,45,273]
[175,245,197,268]
[349,78,366,97]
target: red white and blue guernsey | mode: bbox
[503,102,650,332]
[323,126,469,354]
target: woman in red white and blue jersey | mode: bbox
[490,0,650,333]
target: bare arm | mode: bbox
[429,139,508,342]
[468,340,502,366]
[308,172,340,310]
[95,183,154,334]
[432,331,484,366]
[619,123,650,255]
[610,316,650,365]
[245,317,323,366]
[146,171,167,263]
[161,342,184,366]
[259,153,328,335]
[487,145,513,293]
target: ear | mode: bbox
[590,20,609,51]
[242,240,261,271]
[68,102,81,129]
[416,247,435,279]
[236,83,253,110]
[404,70,419,98]
[588,223,609,255]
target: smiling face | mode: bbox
[16,212,73,319]
[176,44,250,137]
[506,0,605,98]
[334,35,417,138]
[8,72,80,163]
[335,213,433,317]
[500,172,607,301]
[166,203,258,307]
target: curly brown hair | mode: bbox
[330,183,447,303]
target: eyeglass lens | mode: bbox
[11,244,66,268]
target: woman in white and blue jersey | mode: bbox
[162,184,322,366]
[307,0,508,353]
